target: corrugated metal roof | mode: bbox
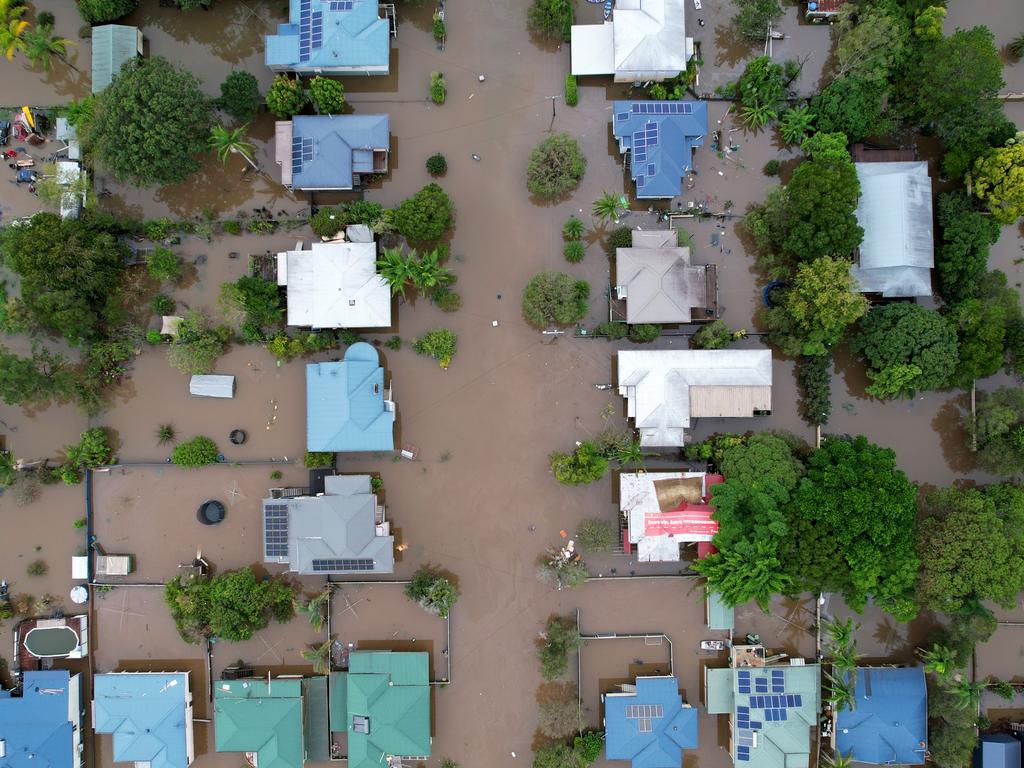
[611,101,708,199]
[189,375,235,398]
[836,667,926,765]
[977,735,1023,768]
[93,673,192,768]
[605,677,698,768]
[283,241,391,328]
[91,25,140,93]
[302,677,330,763]
[281,115,389,191]
[213,679,306,768]
[265,0,390,74]
[0,671,78,768]
[706,589,734,630]
[571,0,690,80]
[617,240,708,323]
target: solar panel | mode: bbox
[737,747,750,762]
[330,0,355,8]
[737,705,749,714]
[750,721,761,730]
[793,694,802,707]
[299,3,312,62]
[647,163,656,175]
[616,112,629,121]
[264,504,289,558]
[755,678,768,693]
[311,558,375,572]
[738,671,751,682]
[779,709,788,721]
[637,175,645,187]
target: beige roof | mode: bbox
[689,385,772,418]
[275,120,293,187]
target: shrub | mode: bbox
[595,321,628,339]
[74,518,87,529]
[563,240,585,263]
[539,615,584,680]
[171,436,219,468]
[629,324,660,343]
[167,311,225,374]
[691,319,732,349]
[562,216,583,241]
[149,293,175,316]
[219,71,261,123]
[394,184,454,243]
[221,220,242,235]
[155,424,176,445]
[266,75,306,119]
[309,76,346,114]
[564,74,578,106]
[384,335,403,351]
[425,153,447,176]
[1011,34,1024,60]
[370,476,383,492]
[413,329,457,368]
[577,518,616,553]
[796,354,832,426]
[430,286,462,312]
[304,451,335,469]
[527,0,575,38]
[763,159,781,176]
[534,744,585,768]
[344,200,384,226]
[432,10,445,41]
[538,694,583,738]
[26,560,47,577]
[310,206,347,238]
[65,427,113,469]
[527,133,586,198]
[574,732,604,764]
[77,0,138,24]
[430,71,447,105]
[522,271,589,328]
[145,329,162,344]
[606,226,632,253]
[147,246,182,284]
[405,566,458,618]
[550,442,608,485]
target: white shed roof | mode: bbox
[570,22,615,75]
[282,240,391,328]
[189,375,235,398]
[571,0,690,80]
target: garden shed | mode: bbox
[189,375,236,399]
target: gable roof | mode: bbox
[836,667,926,765]
[91,25,140,93]
[306,343,395,452]
[617,229,711,322]
[265,0,390,73]
[277,116,390,190]
[977,736,1023,768]
[0,671,78,768]
[605,677,698,768]
[213,679,306,768]
[852,162,934,298]
[571,0,690,80]
[93,673,192,768]
[612,102,707,198]
[282,241,391,328]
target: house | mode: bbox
[619,470,723,562]
[571,0,694,82]
[805,0,848,21]
[617,350,773,447]
[91,25,143,93]
[329,651,430,768]
[705,649,821,768]
[263,474,394,575]
[615,228,717,322]
[836,667,927,765]
[603,676,698,768]
[976,735,1022,768]
[277,241,391,328]
[276,115,390,191]
[265,0,392,76]
[0,671,83,768]
[852,161,934,298]
[306,343,395,452]
[93,672,195,768]
[611,101,707,198]
[214,677,330,768]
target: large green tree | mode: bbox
[393,183,454,243]
[0,345,72,406]
[719,433,804,491]
[731,0,783,40]
[810,76,891,143]
[89,56,214,186]
[522,271,589,328]
[526,133,587,199]
[969,387,1024,477]
[947,298,1007,386]
[780,156,863,262]
[834,3,910,84]
[970,137,1024,225]
[935,191,1001,304]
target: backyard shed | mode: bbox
[976,735,1022,768]
[189,375,236,399]
[91,25,143,93]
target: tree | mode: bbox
[0,0,27,60]
[913,5,945,40]
[538,615,584,680]
[779,106,814,146]
[550,442,608,485]
[537,548,589,590]
[64,427,113,469]
[852,303,959,399]
[301,640,332,674]
[796,354,832,426]
[576,519,617,553]
[734,57,785,129]
[77,0,138,23]
[691,319,733,349]
[0,345,72,407]
[209,124,257,170]
[731,0,783,39]
[592,191,627,225]
[309,75,345,114]
[834,3,909,84]
[947,298,1007,386]
[89,57,213,186]
[527,0,574,38]
[429,71,446,105]
[167,311,225,374]
[969,387,1024,476]
[527,134,587,199]
[534,744,585,768]
[720,433,804,491]
[918,644,957,682]
[377,248,417,298]
[426,153,447,176]
[810,76,891,143]
[218,275,283,339]
[147,246,183,284]
[22,21,73,72]
[695,537,792,610]
[522,271,589,327]
[218,71,260,123]
[539,694,583,739]
[779,157,862,262]
[800,132,849,162]
[265,74,307,119]
[170,436,219,468]
[970,138,1024,224]
[411,247,454,291]
[405,566,458,618]
[393,183,454,242]
[412,328,457,369]
[573,732,603,764]
[935,191,1001,304]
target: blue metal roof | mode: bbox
[976,735,1022,768]
[266,0,390,73]
[0,671,78,768]
[605,677,698,768]
[290,115,389,190]
[612,101,708,199]
[93,673,192,768]
[836,667,927,765]
[307,343,395,452]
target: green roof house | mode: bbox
[91,25,143,93]
[213,677,329,768]
[329,652,430,768]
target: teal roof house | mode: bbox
[306,343,395,452]
[93,672,195,768]
[266,0,391,75]
[705,649,820,768]
[329,651,431,768]
[603,676,698,768]
[91,25,143,93]
[0,670,83,768]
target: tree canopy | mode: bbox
[526,133,587,199]
[393,183,455,243]
[549,441,608,485]
[731,0,783,39]
[834,2,910,84]
[935,190,1000,304]
[780,157,863,262]
[971,136,1024,225]
[809,76,891,143]
[522,271,589,328]
[970,387,1024,477]
[719,433,804,491]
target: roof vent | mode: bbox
[352,715,370,734]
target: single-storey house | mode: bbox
[266,0,391,76]
[571,0,693,82]
[91,25,143,93]
[0,671,83,768]
[620,470,723,561]
[852,161,934,298]
[976,735,1022,768]
[615,228,717,321]
[306,343,395,452]
[329,651,431,768]
[263,474,394,575]
[806,0,847,21]
[617,350,773,447]
[278,241,391,328]
[93,672,195,768]
[836,667,927,765]
[604,676,698,768]
[612,101,707,198]
[276,115,390,191]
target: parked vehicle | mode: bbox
[0,121,10,146]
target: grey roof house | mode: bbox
[615,229,717,323]
[263,474,394,575]
[276,115,390,191]
[91,25,143,93]
[851,161,934,298]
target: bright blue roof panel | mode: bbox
[93,673,192,768]
[976,735,1022,768]
[836,667,927,766]
[290,115,389,191]
[612,100,708,199]
[266,0,390,72]
[605,677,698,768]
[0,671,77,768]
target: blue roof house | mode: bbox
[276,115,390,191]
[836,667,927,765]
[92,672,195,768]
[307,342,395,452]
[603,676,698,768]
[0,670,82,768]
[976,735,1022,768]
[612,101,708,199]
[266,0,391,75]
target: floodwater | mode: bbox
[1,0,1024,765]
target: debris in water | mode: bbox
[472,154,481,161]
[478,75,486,81]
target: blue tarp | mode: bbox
[605,677,698,768]
[611,101,708,199]
[836,667,927,765]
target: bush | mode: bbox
[405,566,458,618]
[563,241,585,263]
[606,226,632,254]
[574,732,604,764]
[629,324,659,343]
[534,744,585,768]
[384,335,403,351]
[691,319,732,349]
[413,328,457,368]
[565,74,578,106]
[147,246,182,284]
[64,427,113,469]
[146,329,163,347]
[430,72,447,105]
[219,71,261,123]
[26,560,47,577]
[595,321,628,339]
[394,184,454,243]
[527,0,575,38]
[345,200,384,226]
[309,76,346,114]
[539,615,583,680]
[550,442,608,485]
[304,451,335,469]
[796,354,832,426]
[167,311,225,374]
[266,75,306,119]
[310,206,347,238]
[577,519,616,553]
[430,286,462,312]
[538,694,583,739]
[77,0,138,24]
[527,133,586,198]
[425,153,447,176]
[150,294,175,316]
[563,216,583,241]
[432,11,445,41]
[522,271,589,328]
[171,436,219,468]
[222,220,242,235]
[763,159,781,176]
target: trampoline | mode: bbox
[24,625,80,658]
[197,499,226,525]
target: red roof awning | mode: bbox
[643,503,719,538]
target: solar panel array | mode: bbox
[299,2,324,63]
[292,136,313,176]
[735,670,804,762]
[624,703,663,734]
[329,0,355,9]
[264,504,289,558]
[311,557,375,572]
[632,121,659,189]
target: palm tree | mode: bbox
[411,248,455,291]
[376,248,417,298]
[299,589,331,632]
[612,440,647,468]
[301,640,332,674]
[947,678,984,710]
[823,617,857,650]
[778,105,815,145]
[830,643,861,676]
[21,22,73,73]
[0,0,28,60]
[918,643,957,682]
[209,124,258,170]
[741,102,777,130]
[824,669,856,713]
[0,450,16,487]
[592,191,627,225]
[825,750,854,768]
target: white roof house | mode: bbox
[851,161,934,298]
[571,0,693,82]
[617,349,773,447]
[277,240,391,328]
